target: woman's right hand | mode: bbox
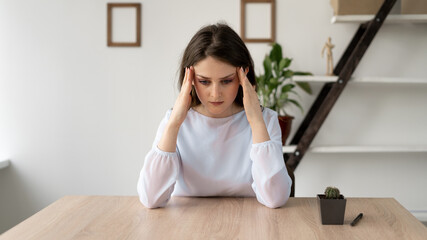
[169,66,194,127]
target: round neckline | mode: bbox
[189,107,245,120]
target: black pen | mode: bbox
[351,213,363,226]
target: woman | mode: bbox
[137,23,292,209]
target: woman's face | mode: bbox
[193,56,241,118]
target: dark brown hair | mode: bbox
[178,23,256,107]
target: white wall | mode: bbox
[1,0,426,233]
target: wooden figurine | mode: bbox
[321,37,335,76]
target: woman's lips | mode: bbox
[210,101,224,106]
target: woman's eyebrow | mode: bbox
[196,73,235,80]
[220,73,236,79]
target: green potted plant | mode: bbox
[317,186,347,225]
[256,43,312,145]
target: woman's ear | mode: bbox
[244,67,249,75]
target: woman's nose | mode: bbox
[211,84,221,98]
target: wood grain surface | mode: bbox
[1,196,427,239]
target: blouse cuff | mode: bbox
[251,139,274,148]
[154,145,178,158]
[250,140,285,176]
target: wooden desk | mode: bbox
[1,196,427,239]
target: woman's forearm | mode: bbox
[250,120,270,144]
[157,121,181,152]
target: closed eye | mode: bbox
[196,79,233,85]
[198,79,210,85]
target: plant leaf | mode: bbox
[269,43,282,64]
[277,92,288,111]
[290,90,300,97]
[283,70,293,78]
[295,82,312,94]
[273,65,280,79]
[293,71,312,76]
[263,56,272,80]
[279,92,289,101]
[266,88,272,97]
[288,99,304,113]
[270,77,279,85]
[256,75,264,86]
[281,84,294,93]
[279,58,292,71]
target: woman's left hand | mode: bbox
[237,67,264,126]
[238,67,270,143]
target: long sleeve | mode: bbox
[137,110,180,208]
[250,111,292,208]
[138,108,291,209]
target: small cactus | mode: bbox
[324,186,341,199]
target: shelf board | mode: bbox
[293,75,338,82]
[283,146,297,153]
[331,14,427,24]
[0,159,10,170]
[293,76,427,84]
[283,145,427,153]
[351,77,427,84]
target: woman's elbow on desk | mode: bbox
[257,177,292,208]
[140,199,166,209]
[262,193,290,209]
[137,181,167,209]
[137,190,168,209]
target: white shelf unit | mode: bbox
[283,145,427,153]
[0,159,10,170]
[331,14,427,24]
[293,75,427,84]
[287,75,427,154]
[296,4,427,223]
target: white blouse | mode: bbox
[137,107,292,209]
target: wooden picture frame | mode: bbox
[240,0,275,43]
[107,3,141,47]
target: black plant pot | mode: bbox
[317,194,347,225]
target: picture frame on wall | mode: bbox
[107,3,141,47]
[240,0,276,43]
